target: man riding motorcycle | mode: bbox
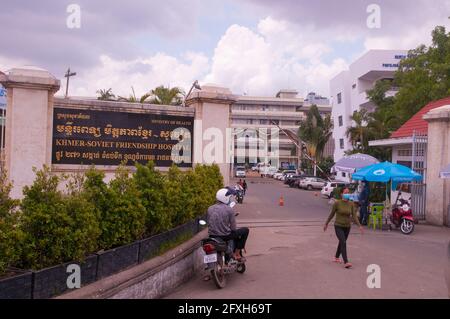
[206,188,250,261]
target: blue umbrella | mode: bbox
[352,162,422,188]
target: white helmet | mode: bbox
[216,188,233,204]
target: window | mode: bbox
[339,139,344,149]
[337,93,342,104]
[338,116,343,127]
[342,172,346,178]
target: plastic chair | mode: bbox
[368,204,384,230]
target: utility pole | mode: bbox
[64,68,77,98]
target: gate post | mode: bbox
[186,85,237,186]
[0,66,60,198]
[423,105,450,226]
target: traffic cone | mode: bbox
[279,195,284,206]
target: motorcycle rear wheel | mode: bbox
[211,259,227,288]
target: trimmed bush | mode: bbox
[0,167,22,275]
[134,162,171,236]
[96,166,146,249]
[20,166,100,270]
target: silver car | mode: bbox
[299,177,327,190]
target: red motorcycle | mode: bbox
[390,191,415,235]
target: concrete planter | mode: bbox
[96,242,140,279]
[32,254,98,299]
[0,270,33,299]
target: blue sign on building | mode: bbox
[0,85,6,108]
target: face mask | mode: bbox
[343,194,351,200]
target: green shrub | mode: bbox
[164,164,186,227]
[97,166,146,249]
[20,166,100,270]
[0,168,23,274]
[133,161,171,236]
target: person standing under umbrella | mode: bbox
[324,188,364,269]
[358,182,370,225]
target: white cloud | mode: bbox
[2,16,350,99]
[70,52,209,98]
[203,17,347,96]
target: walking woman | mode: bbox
[323,188,363,269]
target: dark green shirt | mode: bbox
[326,200,361,228]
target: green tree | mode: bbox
[118,86,152,103]
[96,88,116,101]
[393,26,450,123]
[298,105,333,164]
[149,86,184,105]
[345,109,371,153]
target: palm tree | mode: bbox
[148,86,184,106]
[298,105,333,175]
[117,87,152,103]
[345,109,371,152]
[96,88,115,101]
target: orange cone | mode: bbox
[279,195,284,206]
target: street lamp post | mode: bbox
[183,80,201,107]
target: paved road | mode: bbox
[165,178,450,299]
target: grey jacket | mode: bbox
[206,202,236,236]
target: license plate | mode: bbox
[204,254,217,263]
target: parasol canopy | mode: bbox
[331,153,379,174]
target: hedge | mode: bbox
[0,162,223,275]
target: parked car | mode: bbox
[299,177,327,190]
[285,175,303,187]
[321,181,350,198]
[293,175,315,188]
[235,166,246,178]
[273,171,284,180]
[281,170,297,181]
[260,166,277,177]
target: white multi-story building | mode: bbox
[231,90,333,169]
[330,50,408,167]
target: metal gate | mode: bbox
[410,130,428,220]
[0,108,5,169]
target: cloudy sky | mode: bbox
[1,0,449,98]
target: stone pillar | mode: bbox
[424,105,450,226]
[186,85,237,187]
[0,66,60,198]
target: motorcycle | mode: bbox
[199,203,246,289]
[235,188,244,204]
[390,191,416,235]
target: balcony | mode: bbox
[231,109,305,120]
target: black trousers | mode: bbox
[216,228,249,250]
[334,226,351,263]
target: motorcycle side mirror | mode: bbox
[229,201,236,209]
[199,220,207,226]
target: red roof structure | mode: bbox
[390,97,450,138]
